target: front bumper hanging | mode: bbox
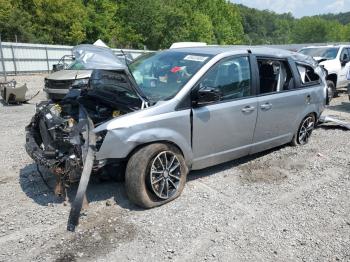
[67,108,96,231]
[25,104,97,231]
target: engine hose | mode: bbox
[67,107,96,232]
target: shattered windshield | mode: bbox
[70,44,126,70]
[299,47,339,60]
[129,51,213,102]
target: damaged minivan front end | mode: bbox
[25,68,148,230]
[26,68,147,187]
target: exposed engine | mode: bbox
[25,97,128,186]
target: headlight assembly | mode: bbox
[72,78,89,88]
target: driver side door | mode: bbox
[191,55,258,170]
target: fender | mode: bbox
[95,115,194,167]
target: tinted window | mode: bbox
[199,56,252,101]
[257,59,294,94]
[297,65,320,84]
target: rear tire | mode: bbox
[326,80,336,102]
[125,143,188,208]
[291,114,316,146]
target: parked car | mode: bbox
[298,45,350,100]
[26,46,327,209]
[44,45,133,101]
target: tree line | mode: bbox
[1,0,350,49]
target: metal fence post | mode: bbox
[0,34,7,81]
[45,47,50,73]
[10,45,17,75]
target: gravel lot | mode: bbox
[0,75,349,262]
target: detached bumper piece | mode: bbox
[25,125,59,169]
[25,102,97,231]
[67,113,96,232]
[319,115,350,130]
[0,80,29,104]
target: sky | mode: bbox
[232,0,350,18]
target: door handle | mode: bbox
[241,106,255,113]
[260,103,272,110]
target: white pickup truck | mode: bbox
[298,45,350,100]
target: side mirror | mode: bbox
[193,86,221,106]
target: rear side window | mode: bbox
[297,64,320,85]
[257,59,294,94]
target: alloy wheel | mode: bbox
[149,151,181,200]
[298,116,315,145]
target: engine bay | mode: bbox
[26,95,132,186]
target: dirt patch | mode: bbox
[49,208,137,261]
[238,163,288,184]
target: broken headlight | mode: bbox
[71,78,89,89]
[95,130,107,151]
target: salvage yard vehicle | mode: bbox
[25,46,327,222]
[44,45,133,101]
[298,45,350,100]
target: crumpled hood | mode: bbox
[46,69,92,80]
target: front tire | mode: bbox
[125,143,188,208]
[291,114,316,146]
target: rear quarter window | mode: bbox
[296,64,320,86]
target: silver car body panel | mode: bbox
[191,97,258,169]
[93,46,326,170]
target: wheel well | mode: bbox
[326,74,337,87]
[126,141,185,162]
[308,112,318,122]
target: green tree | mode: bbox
[0,0,34,42]
[23,0,87,45]
[189,12,215,43]
[292,17,332,43]
[84,0,119,46]
[116,0,166,49]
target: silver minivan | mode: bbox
[26,46,326,210]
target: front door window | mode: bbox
[199,56,252,101]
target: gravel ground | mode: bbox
[0,75,349,262]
